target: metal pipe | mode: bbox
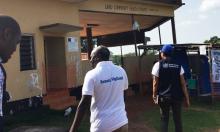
[120,46,124,67]
[158,26,162,45]
[86,27,93,59]
[131,14,138,56]
[171,17,177,44]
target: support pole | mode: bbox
[158,26,162,45]
[86,27,93,59]
[209,47,214,103]
[120,46,124,67]
[131,15,138,56]
[171,17,177,44]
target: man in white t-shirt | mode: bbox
[70,45,128,132]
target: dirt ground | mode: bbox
[9,95,155,132]
[9,95,220,132]
[126,95,157,132]
[9,126,67,132]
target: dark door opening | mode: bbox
[44,36,67,91]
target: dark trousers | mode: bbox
[0,116,3,132]
[159,98,183,132]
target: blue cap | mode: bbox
[161,44,173,54]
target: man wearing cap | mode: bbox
[70,45,128,132]
[0,15,21,131]
[151,44,190,132]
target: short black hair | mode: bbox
[0,15,21,36]
[96,45,110,61]
[163,52,172,57]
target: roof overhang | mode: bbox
[138,43,210,51]
[78,0,178,37]
[76,0,183,47]
[39,23,83,34]
[79,11,171,37]
[60,0,88,3]
[119,0,183,9]
[97,29,146,47]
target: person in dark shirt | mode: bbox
[151,44,190,132]
[0,15,21,131]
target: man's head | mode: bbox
[0,15,21,63]
[90,45,110,68]
[160,44,173,59]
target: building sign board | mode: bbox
[67,37,78,52]
[79,0,174,17]
[104,3,158,13]
[211,50,220,83]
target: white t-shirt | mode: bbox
[82,61,128,132]
[151,62,184,77]
[0,66,4,116]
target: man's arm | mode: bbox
[180,75,190,107]
[152,76,159,104]
[69,95,91,132]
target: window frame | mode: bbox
[19,34,37,71]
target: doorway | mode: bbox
[44,36,67,91]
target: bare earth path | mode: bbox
[126,95,157,132]
[9,95,156,132]
[9,126,67,132]
[10,95,220,132]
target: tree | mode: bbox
[124,52,136,57]
[111,55,121,65]
[204,36,220,44]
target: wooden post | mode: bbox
[86,27,93,59]
[158,26,162,45]
[197,49,200,97]
[120,46,124,67]
[209,47,214,103]
[171,17,177,44]
[131,15,138,56]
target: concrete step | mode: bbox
[49,97,77,110]
[43,95,76,105]
[43,89,70,104]
[43,89,77,110]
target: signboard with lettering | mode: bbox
[211,50,220,83]
[104,3,160,13]
[79,0,174,17]
[67,37,78,52]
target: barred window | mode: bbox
[20,35,36,71]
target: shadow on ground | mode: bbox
[8,95,156,132]
[9,126,67,132]
[126,95,157,132]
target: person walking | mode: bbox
[0,15,21,131]
[70,45,128,132]
[151,44,190,132]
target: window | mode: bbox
[20,35,36,71]
[80,37,97,53]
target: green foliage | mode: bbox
[144,100,220,132]
[146,50,158,56]
[111,52,136,66]
[204,36,220,44]
[111,55,122,65]
[124,52,136,57]
[5,98,220,132]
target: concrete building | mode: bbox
[0,0,182,110]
